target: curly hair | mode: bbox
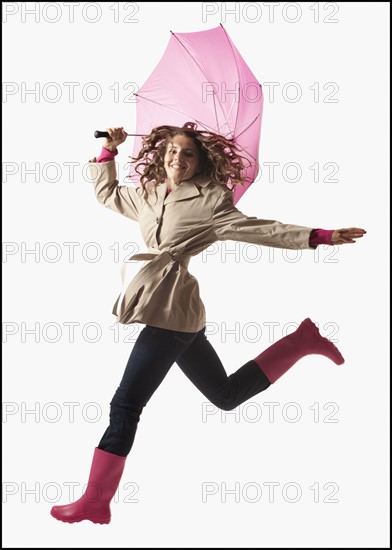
[130,122,250,202]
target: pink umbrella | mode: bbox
[134,24,265,206]
[96,25,263,205]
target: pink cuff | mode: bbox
[97,147,118,163]
[309,228,334,247]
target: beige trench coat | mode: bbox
[89,160,316,332]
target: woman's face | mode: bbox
[164,135,200,183]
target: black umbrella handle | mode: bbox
[94,130,145,138]
[94,130,110,139]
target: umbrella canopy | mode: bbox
[130,25,263,205]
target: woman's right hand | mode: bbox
[331,227,367,244]
[103,127,127,152]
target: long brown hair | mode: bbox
[130,122,249,201]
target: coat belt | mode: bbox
[115,249,191,317]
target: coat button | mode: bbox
[156,217,159,224]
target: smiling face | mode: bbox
[163,134,200,184]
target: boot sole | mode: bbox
[50,509,110,524]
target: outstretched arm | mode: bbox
[212,187,367,249]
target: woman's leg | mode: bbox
[176,319,345,410]
[175,328,271,411]
[51,325,199,524]
[98,325,199,456]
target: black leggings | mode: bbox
[98,325,271,456]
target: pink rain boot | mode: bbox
[253,317,345,383]
[50,447,126,524]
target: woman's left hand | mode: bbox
[331,227,367,245]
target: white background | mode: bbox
[2,2,390,547]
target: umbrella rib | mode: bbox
[219,24,242,138]
[219,113,261,163]
[170,31,225,133]
[135,93,223,134]
[234,113,261,141]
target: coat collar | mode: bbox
[146,173,213,216]
[164,172,212,205]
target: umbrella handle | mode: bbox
[94,130,145,138]
[94,130,110,138]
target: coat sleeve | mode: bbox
[88,159,142,222]
[212,187,316,250]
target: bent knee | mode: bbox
[214,400,237,412]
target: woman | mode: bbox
[51,123,366,524]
